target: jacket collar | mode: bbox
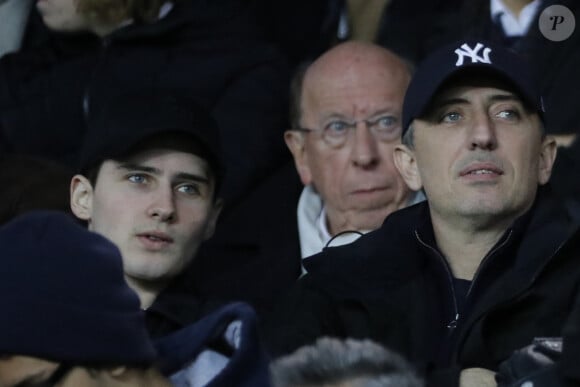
[414,185,576,278]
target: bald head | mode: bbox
[307,41,410,85]
[285,42,414,235]
[291,41,411,128]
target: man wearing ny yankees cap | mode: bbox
[262,40,580,386]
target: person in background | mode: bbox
[270,337,424,387]
[1,0,289,211]
[0,154,73,225]
[251,0,462,69]
[191,41,421,314]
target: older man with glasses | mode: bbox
[189,41,422,316]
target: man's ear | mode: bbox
[284,130,312,185]
[537,135,558,185]
[70,175,94,222]
[394,144,423,191]
[203,198,223,240]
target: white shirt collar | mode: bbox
[296,185,327,268]
[490,0,541,37]
[316,205,332,242]
[297,186,426,274]
[297,186,365,275]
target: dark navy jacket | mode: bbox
[263,186,580,386]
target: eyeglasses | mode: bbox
[294,115,401,148]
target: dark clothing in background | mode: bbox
[0,0,290,209]
[19,7,100,55]
[249,0,344,69]
[376,0,463,64]
[262,186,580,387]
[252,0,464,69]
[193,161,303,314]
[0,154,74,225]
[551,139,580,217]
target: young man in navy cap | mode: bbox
[263,41,580,386]
[70,90,224,336]
[0,211,273,387]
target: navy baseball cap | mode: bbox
[402,40,544,134]
[79,89,224,183]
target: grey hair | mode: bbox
[270,337,424,387]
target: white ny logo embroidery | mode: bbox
[454,43,492,66]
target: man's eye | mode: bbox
[176,184,201,196]
[325,121,350,134]
[127,174,147,184]
[496,109,520,120]
[441,112,462,123]
[373,116,397,130]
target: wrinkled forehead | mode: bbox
[305,50,409,97]
[302,72,407,121]
[308,61,408,96]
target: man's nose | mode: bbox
[351,122,380,168]
[147,186,176,222]
[469,112,498,151]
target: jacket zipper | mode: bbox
[415,231,460,331]
[451,233,570,363]
[465,229,513,299]
[415,229,513,331]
